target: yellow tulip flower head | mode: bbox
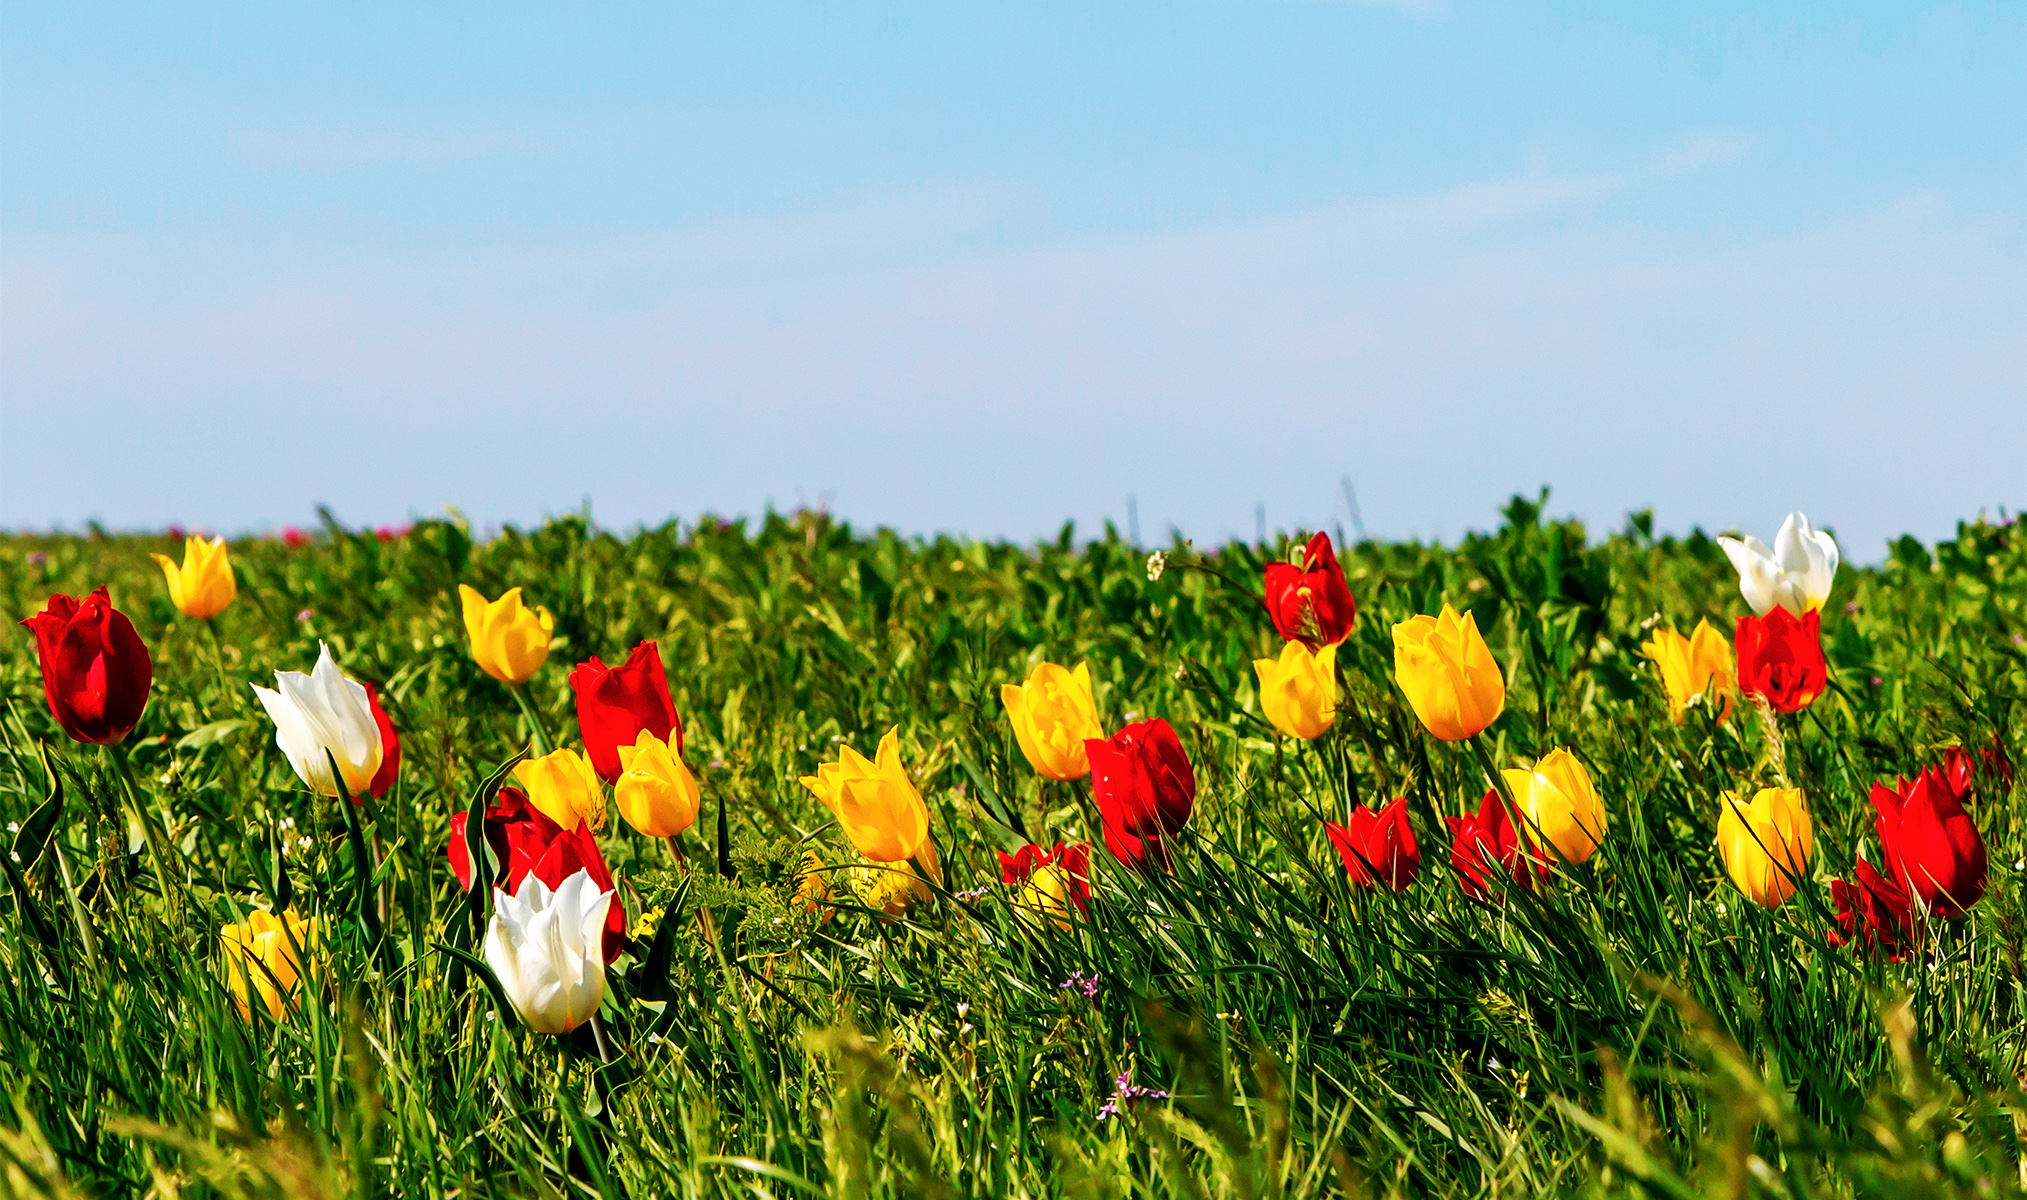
[1640,620,1736,724]
[513,747,606,833]
[151,534,237,619]
[1391,605,1506,741]
[793,851,833,919]
[458,585,554,684]
[1715,787,1813,908]
[1013,864,1081,933]
[1253,641,1338,740]
[221,907,318,1020]
[800,728,931,863]
[614,730,700,838]
[1503,748,1606,865]
[1001,661,1106,780]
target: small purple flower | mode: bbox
[1096,1069,1171,1121]
[953,886,990,902]
[1844,601,1860,614]
[295,609,314,623]
[1059,971,1100,999]
[25,552,47,569]
[1871,675,1884,687]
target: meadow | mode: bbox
[0,495,2020,1199]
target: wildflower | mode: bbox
[150,534,236,619]
[1096,1069,1171,1121]
[799,728,931,863]
[513,747,607,833]
[1447,789,1548,902]
[1323,796,1419,890]
[1718,513,1839,617]
[251,642,384,799]
[20,587,153,746]
[450,788,626,961]
[1715,787,1812,908]
[1002,662,1106,780]
[457,585,555,684]
[1735,609,1828,714]
[485,869,613,1035]
[1058,971,1100,999]
[1503,749,1606,866]
[1640,620,1735,723]
[1873,764,1987,916]
[1253,641,1337,740]
[569,641,681,782]
[1264,532,1356,648]
[1392,605,1505,741]
[1145,552,1166,582]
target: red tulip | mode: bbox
[1446,789,1547,902]
[1087,718,1196,840]
[999,842,1093,915]
[449,788,625,961]
[1943,740,2014,800]
[1324,797,1420,891]
[20,588,153,746]
[569,641,682,783]
[1828,859,1915,959]
[362,681,400,800]
[1873,765,1987,917]
[1734,608,1827,713]
[1100,808,1171,873]
[1263,532,1356,649]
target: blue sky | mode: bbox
[3,2,2021,556]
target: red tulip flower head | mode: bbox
[1087,718,1196,841]
[569,641,682,783]
[1943,740,2014,800]
[999,842,1093,916]
[1264,532,1356,649]
[1734,608,1827,714]
[1828,859,1916,960]
[361,681,401,800]
[450,788,626,961]
[21,588,153,746]
[1446,789,1548,902]
[1872,765,1987,917]
[1323,797,1420,891]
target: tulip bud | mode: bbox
[1872,765,1987,917]
[1640,619,1735,724]
[221,907,318,1020]
[1447,789,1547,902]
[1717,512,1839,618]
[570,641,682,783]
[458,585,554,684]
[1323,797,1419,891]
[1503,749,1606,866]
[799,728,931,863]
[252,642,385,799]
[150,535,237,619]
[1391,605,1505,742]
[1735,608,1827,714]
[614,730,700,838]
[1253,641,1337,740]
[1087,718,1196,840]
[1001,661,1106,780]
[513,748,606,833]
[20,587,154,746]
[1263,532,1357,649]
[1715,787,1813,908]
[484,869,613,1035]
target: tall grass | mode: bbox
[0,497,2020,1198]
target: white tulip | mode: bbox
[252,641,384,798]
[484,869,612,1035]
[1717,512,1839,617]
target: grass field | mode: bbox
[0,497,2021,1199]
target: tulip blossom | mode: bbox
[150,534,237,619]
[450,788,625,961]
[569,641,682,783]
[614,730,700,838]
[361,681,401,800]
[485,869,614,1035]
[513,747,606,833]
[221,907,318,1020]
[252,642,385,799]
[1323,797,1419,891]
[1734,609,1828,714]
[1088,718,1197,841]
[1943,740,2014,799]
[1872,766,1987,916]
[1253,642,1337,741]
[1001,661,1107,780]
[1000,842,1093,930]
[1715,787,1813,908]
[458,585,554,684]
[1718,513,1839,618]
[1828,860,1915,960]
[793,851,832,916]
[1264,532,1357,649]
[861,855,939,918]
[20,588,153,746]
[1447,790,1547,902]
[1503,749,1606,866]
[1100,810,1171,873]
[800,728,932,863]
[1640,619,1735,723]
[1392,605,1505,742]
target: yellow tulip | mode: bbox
[151,535,237,619]
[221,907,318,1020]
[614,730,700,838]
[458,585,554,684]
[800,728,931,863]
[514,747,606,832]
[1013,864,1079,933]
[793,851,832,919]
[1391,605,1505,741]
[1640,620,1736,723]
[1001,661,1106,779]
[1715,787,1813,908]
[1253,641,1337,740]
[1503,748,1605,865]
[860,841,941,918]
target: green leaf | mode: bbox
[638,874,692,1005]
[13,743,66,872]
[435,942,519,1033]
[175,720,249,751]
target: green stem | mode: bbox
[1467,734,1533,852]
[203,617,234,717]
[507,685,553,756]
